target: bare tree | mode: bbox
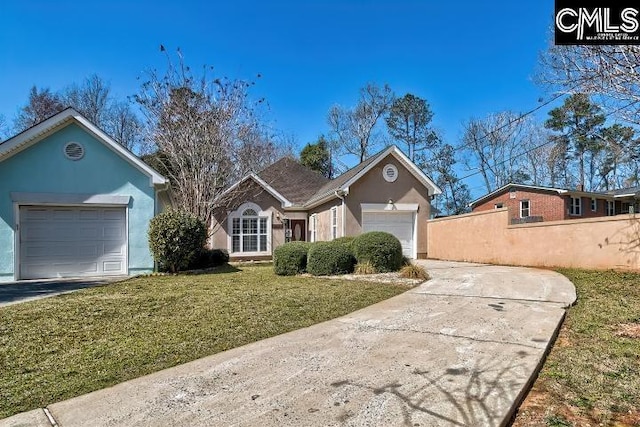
[62,75,142,151]
[135,48,273,224]
[0,114,9,140]
[63,74,110,124]
[520,123,553,186]
[14,86,65,131]
[462,112,532,193]
[328,83,394,162]
[538,45,640,125]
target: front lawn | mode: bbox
[513,269,640,426]
[0,264,410,419]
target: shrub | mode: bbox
[333,236,356,251]
[399,263,429,280]
[148,210,207,273]
[189,248,229,270]
[355,261,377,275]
[352,231,403,273]
[307,241,356,276]
[273,242,311,276]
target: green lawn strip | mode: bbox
[0,264,410,419]
[536,269,640,424]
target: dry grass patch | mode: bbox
[0,264,410,419]
[513,269,640,427]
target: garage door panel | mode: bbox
[104,242,125,256]
[362,211,415,258]
[104,226,124,239]
[104,261,124,272]
[79,210,99,220]
[104,210,125,221]
[19,206,127,279]
[52,209,76,220]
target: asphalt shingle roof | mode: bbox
[257,157,329,205]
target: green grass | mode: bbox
[525,269,640,425]
[0,264,410,419]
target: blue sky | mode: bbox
[0,0,556,195]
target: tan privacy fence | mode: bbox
[426,208,640,270]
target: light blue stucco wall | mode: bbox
[0,123,157,281]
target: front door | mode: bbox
[290,219,306,241]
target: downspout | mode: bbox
[334,189,348,237]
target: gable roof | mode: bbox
[468,182,634,208]
[220,145,441,210]
[469,183,570,208]
[257,157,329,205]
[304,145,441,208]
[0,108,168,187]
[605,185,640,198]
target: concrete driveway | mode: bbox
[1,260,576,427]
[0,277,126,307]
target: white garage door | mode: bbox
[19,206,127,280]
[362,211,415,258]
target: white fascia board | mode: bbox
[469,183,569,207]
[217,174,292,208]
[72,114,167,187]
[0,109,76,160]
[0,108,168,188]
[251,174,293,207]
[342,146,442,196]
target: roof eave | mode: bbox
[0,108,169,188]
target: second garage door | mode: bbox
[19,206,127,280]
[361,211,415,258]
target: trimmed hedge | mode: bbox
[273,242,311,276]
[352,231,403,273]
[148,210,207,273]
[333,236,356,251]
[307,241,356,276]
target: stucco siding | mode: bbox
[344,154,431,257]
[0,123,157,281]
[308,199,343,241]
[427,208,640,270]
[210,180,286,256]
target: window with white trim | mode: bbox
[330,207,338,239]
[569,197,582,216]
[310,214,317,242]
[606,200,615,216]
[520,200,530,218]
[229,204,269,254]
[591,198,597,212]
[495,203,503,209]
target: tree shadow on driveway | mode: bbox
[331,352,529,427]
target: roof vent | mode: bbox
[64,142,84,161]
[383,164,398,182]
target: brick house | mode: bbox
[469,183,640,224]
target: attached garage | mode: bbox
[0,108,170,283]
[361,205,417,258]
[19,206,127,280]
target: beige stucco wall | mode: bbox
[210,180,287,256]
[427,208,640,270]
[308,199,343,242]
[344,154,432,258]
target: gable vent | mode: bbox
[383,164,398,182]
[64,142,85,161]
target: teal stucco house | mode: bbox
[0,108,170,281]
